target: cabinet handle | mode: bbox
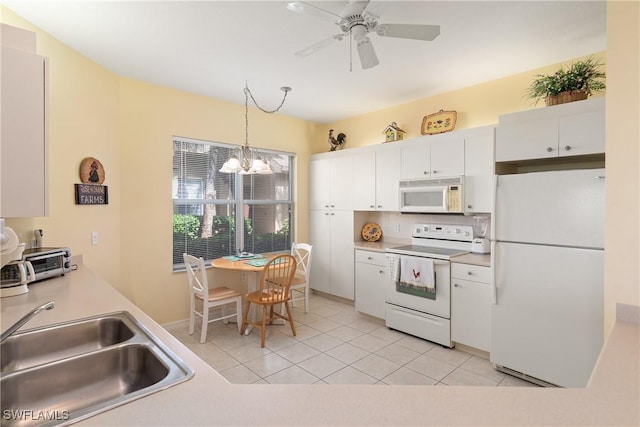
[330,213,335,216]
[467,204,472,209]
[377,205,382,208]
[467,271,473,275]
[330,205,335,208]
[370,205,375,208]
[564,145,571,151]
[378,270,385,274]
[423,171,428,175]
[432,170,438,174]
[325,212,329,216]
[367,257,373,260]
[454,283,460,287]
[546,147,553,152]
[325,205,329,208]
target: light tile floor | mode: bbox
[165,293,537,386]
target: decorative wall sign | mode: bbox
[421,110,457,135]
[75,184,108,205]
[79,157,105,184]
[76,157,108,204]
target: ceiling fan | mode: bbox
[286,0,440,70]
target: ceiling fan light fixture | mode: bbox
[351,24,368,41]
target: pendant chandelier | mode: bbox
[219,83,292,174]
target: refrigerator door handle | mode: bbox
[490,241,497,305]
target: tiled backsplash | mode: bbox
[354,211,492,243]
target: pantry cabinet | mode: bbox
[463,126,495,214]
[401,135,464,179]
[495,97,605,162]
[353,145,401,211]
[355,249,387,319]
[1,25,48,218]
[451,263,491,351]
[309,209,354,300]
[309,154,353,211]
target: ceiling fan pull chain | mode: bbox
[349,29,353,72]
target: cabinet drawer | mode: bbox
[355,250,387,266]
[451,263,490,283]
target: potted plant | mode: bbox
[526,56,606,106]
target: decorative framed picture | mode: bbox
[79,157,105,184]
[421,110,457,135]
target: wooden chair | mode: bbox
[290,242,313,313]
[183,253,242,344]
[240,254,297,348]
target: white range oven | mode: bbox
[385,223,473,347]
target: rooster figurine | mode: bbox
[328,129,346,151]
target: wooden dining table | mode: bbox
[211,252,287,334]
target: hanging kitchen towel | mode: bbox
[399,256,435,292]
[387,254,400,283]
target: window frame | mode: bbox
[172,136,295,271]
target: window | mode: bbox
[172,137,294,270]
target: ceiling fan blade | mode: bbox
[357,38,379,69]
[375,24,441,41]
[361,0,387,23]
[286,1,340,24]
[295,34,345,57]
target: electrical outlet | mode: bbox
[91,231,98,246]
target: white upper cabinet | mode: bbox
[310,154,353,210]
[1,26,48,218]
[430,137,465,178]
[463,126,495,214]
[401,135,464,179]
[354,145,401,211]
[495,97,605,162]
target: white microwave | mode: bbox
[399,177,464,213]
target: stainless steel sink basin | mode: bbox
[1,315,134,374]
[0,312,193,426]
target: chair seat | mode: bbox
[195,286,242,302]
[290,275,306,286]
[246,289,289,305]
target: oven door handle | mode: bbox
[24,253,62,262]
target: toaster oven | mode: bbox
[21,247,72,283]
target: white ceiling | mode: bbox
[2,1,606,123]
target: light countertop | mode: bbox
[354,241,491,267]
[1,265,638,426]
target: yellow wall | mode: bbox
[2,3,637,332]
[314,53,606,153]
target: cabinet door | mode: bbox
[355,260,387,319]
[375,147,401,211]
[430,137,464,177]
[464,129,494,213]
[353,151,376,210]
[309,159,331,210]
[495,118,559,162]
[451,278,490,352]
[558,109,605,156]
[309,210,331,294]
[1,47,47,217]
[329,155,354,210]
[401,142,430,179]
[329,211,354,300]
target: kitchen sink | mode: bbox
[0,312,194,426]
[1,315,135,374]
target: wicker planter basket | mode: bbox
[545,90,589,106]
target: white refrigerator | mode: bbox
[491,168,605,387]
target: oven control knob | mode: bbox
[454,228,461,234]
[464,231,470,237]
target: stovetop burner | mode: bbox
[385,223,474,260]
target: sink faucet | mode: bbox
[1,301,55,344]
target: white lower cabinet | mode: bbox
[451,263,491,352]
[355,250,387,319]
